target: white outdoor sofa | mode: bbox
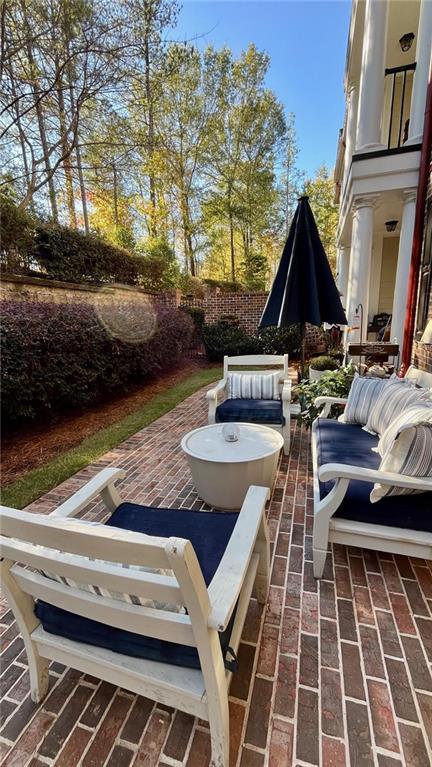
[207,354,292,454]
[0,469,270,767]
[312,366,432,578]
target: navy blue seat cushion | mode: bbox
[316,418,432,532]
[216,398,284,425]
[35,503,239,670]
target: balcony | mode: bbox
[382,63,416,150]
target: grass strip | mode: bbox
[1,366,221,509]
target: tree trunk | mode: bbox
[112,162,119,227]
[75,140,89,233]
[66,65,89,233]
[56,72,77,227]
[181,193,195,276]
[143,12,157,239]
[21,2,58,221]
[10,73,31,196]
[228,188,235,282]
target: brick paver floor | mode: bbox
[1,382,432,766]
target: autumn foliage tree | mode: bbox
[1,0,336,290]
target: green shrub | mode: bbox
[34,223,141,284]
[182,306,205,331]
[294,365,355,428]
[202,318,261,362]
[0,192,35,272]
[179,273,205,298]
[202,278,245,293]
[136,239,180,291]
[202,319,304,362]
[1,300,193,425]
[0,197,145,285]
[256,325,302,357]
[309,355,340,372]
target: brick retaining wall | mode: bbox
[181,291,268,335]
[1,275,268,335]
[0,273,163,308]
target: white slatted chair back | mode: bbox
[223,354,289,384]
[0,507,209,650]
[0,481,270,767]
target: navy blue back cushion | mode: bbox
[316,419,432,531]
[36,504,239,669]
[216,398,284,425]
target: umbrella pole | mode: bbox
[300,322,306,379]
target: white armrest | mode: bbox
[319,462,432,493]
[50,468,126,518]
[281,379,292,401]
[206,379,227,401]
[314,396,348,418]
[208,485,269,631]
[314,396,348,407]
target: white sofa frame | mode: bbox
[0,469,270,767]
[312,365,432,578]
[207,354,292,454]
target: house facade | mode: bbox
[334,0,432,371]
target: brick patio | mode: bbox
[1,383,432,766]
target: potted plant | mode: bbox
[309,355,340,381]
[294,364,355,428]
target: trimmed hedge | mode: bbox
[1,300,193,425]
[0,196,143,285]
[202,318,261,362]
[202,318,302,362]
[256,326,302,356]
[34,224,142,284]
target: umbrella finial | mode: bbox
[298,195,309,202]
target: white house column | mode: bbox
[407,0,432,143]
[391,190,417,355]
[343,81,359,190]
[337,245,350,305]
[356,0,388,151]
[346,196,378,343]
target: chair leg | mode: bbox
[0,561,50,703]
[208,400,216,425]
[29,653,50,703]
[313,548,328,579]
[209,695,230,767]
[254,514,270,604]
[282,424,290,455]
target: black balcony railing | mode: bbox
[384,63,416,149]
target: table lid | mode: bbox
[181,423,283,463]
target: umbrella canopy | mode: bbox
[260,196,347,329]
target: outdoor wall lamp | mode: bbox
[385,220,398,232]
[399,32,415,52]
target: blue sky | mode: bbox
[175,1,352,177]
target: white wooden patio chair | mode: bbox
[207,354,292,454]
[311,365,432,577]
[0,469,270,767]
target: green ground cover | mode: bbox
[1,367,220,510]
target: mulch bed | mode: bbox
[1,360,215,485]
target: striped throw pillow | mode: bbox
[227,372,280,400]
[364,380,430,436]
[38,536,183,613]
[344,375,389,425]
[377,403,432,457]
[370,424,432,502]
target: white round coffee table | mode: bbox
[181,423,283,510]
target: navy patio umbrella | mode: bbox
[259,195,347,376]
